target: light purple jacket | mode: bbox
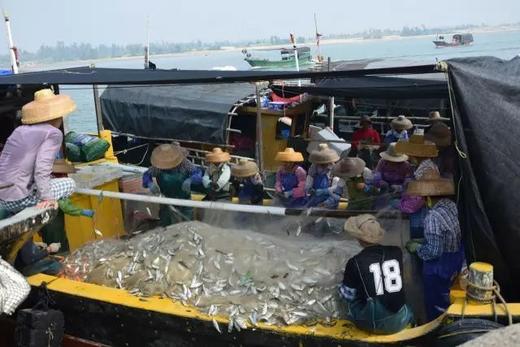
[0,124,62,201]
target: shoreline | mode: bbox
[21,26,520,70]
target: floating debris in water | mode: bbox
[63,221,360,333]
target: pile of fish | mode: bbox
[63,221,361,332]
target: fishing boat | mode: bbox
[0,59,519,346]
[243,47,313,69]
[433,33,474,48]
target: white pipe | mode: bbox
[329,96,335,129]
[4,13,18,74]
[75,188,287,216]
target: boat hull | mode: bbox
[433,40,473,48]
[245,58,313,69]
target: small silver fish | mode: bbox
[212,318,222,334]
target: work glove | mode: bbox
[405,240,422,254]
[81,209,95,218]
[283,191,292,199]
[47,243,61,254]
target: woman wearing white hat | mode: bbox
[384,115,414,144]
[305,144,341,209]
[0,89,76,213]
[375,143,413,191]
[202,147,232,201]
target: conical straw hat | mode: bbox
[332,157,366,178]
[309,143,340,164]
[231,159,259,177]
[21,89,76,125]
[344,214,385,244]
[406,168,455,196]
[205,147,231,163]
[151,144,185,169]
[275,148,304,162]
[391,115,413,131]
[425,122,452,148]
[428,111,442,123]
[395,131,438,158]
[52,159,77,174]
[379,142,409,163]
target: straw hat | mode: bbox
[21,89,76,125]
[275,148,304,162]
[309,143,340,164]
[406,169,455,197]
[52,159,76,174]
[231,159,259,177]
[205,147,231,163]
[278,116,292,127]
[395,131,438,158]
[151,144,184,169]
[379,142,409,163]
[425,122,452,148]
[428,111,442,123]
[391,115,413,131]
[332,157,366,178]
[344,214,385,244]
[359,115,372,125]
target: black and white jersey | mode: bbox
[342,245,406,313]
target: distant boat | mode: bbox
[433,33,474,48]
[242,46,313,68]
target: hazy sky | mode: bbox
[1,0,519,51]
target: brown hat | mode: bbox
[231,159,259,177]
[332,157,366,178]
[205,147,231,163]
[151,144,185,169]
[406,169,455,196]
[52,159,76,174]
[359,115,372,125]
[391,115,413,131]
[344,214,385,244]
[275,148,304,162]
[425,122,452,148]
[22,89,76,125]
[395,132,438,158]
[309,143,340,164]
[428,111,442,123]
[379,142,409,163]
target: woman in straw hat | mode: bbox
[306,144,341,209]
[230,159,263,205]
[202,147,232,201]
[375,142,413,190]
[340,214,413,334]
[384,115,414,144]
[395,129,440,180]
[143,143,202,225]
[404,169,464,321]
[274,148,307,208]
[0,89,76,214]
[332,156,380,211]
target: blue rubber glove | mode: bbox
[81,209,95,218]
[142,170,154,189]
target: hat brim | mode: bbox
[391,120,413,131]
[379,151,409,163]
[406,179,455,196]
[275,152,304,162]
[52,163,77,174]
[395,141,438,158]
[21,95,76,125]
[206,153,231,163]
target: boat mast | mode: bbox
[144,16,150,69]
[290,33,301,86]
[3,12,18,74]
[314,13,323,63]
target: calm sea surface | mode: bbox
[20,30,520,133]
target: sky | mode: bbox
[0,0,519,51]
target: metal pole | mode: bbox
[93,84,103,135]
[255,82,264,172]
[3,13,18,74]
[329,96,335,129]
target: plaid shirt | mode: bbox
[418,199,461,261]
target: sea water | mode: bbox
[25,30,520,133]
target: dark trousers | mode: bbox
[423,273,452,321]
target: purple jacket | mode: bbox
[0,124,62,201]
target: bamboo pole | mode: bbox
[93,84,103,136]
[255,82,264,172]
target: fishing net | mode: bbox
[63,220,362,330]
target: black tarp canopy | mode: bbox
[448,56,520,300]
[0,65,438,85]
[271,75,448,99]
[101,83,254,143]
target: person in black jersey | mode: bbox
[340,214,413,334]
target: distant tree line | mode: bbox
[0,22,517,66]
